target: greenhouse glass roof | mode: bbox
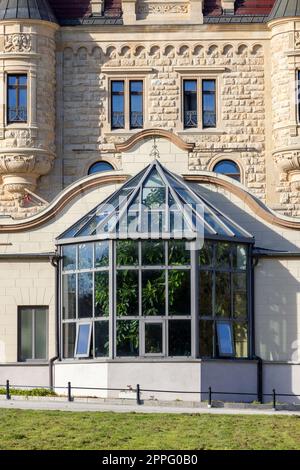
[57,160,254,243]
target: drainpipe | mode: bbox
[49,253,61,390]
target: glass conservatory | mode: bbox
[57,160,254,361]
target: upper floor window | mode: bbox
[213,160,241,182]
[182,78,216,130]
[297,70,300,123]
[88,161,114,175]
[18,307,48,362]
[7,74,27,124]
[111,79,144,131]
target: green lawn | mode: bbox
[0,409,299,450]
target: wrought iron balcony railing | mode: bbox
[203,110,216,128]
[184,110,198,128]
[7,106,27,123]
[130,111,143,129]
[112,112,125,129]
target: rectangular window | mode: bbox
[18,307,48,361]
[216,321,234,357]
[75,322,92,358]
[183,80,197,128]
[130,80,143,129]
[7,74,27,124]
[111,80,125,129]
[298,71,300,123]
[202,79,216,128]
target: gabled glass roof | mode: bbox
[57,160,254,244]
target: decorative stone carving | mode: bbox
[4,34,32,53]
[274,149,300,191]
[295,32,300,49]
[137,2,189,15]
[0,153,54,197]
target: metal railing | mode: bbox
[7,106,27,123]
[1,380,300,411]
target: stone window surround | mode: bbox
[285,50,300,137]
[104,70,150,134]
[208,154,244,186]
[175,67,224,133]
[0,61,37,137]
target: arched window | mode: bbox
[88,161,114,175]
[213,160,241,182]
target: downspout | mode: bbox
[49,253,61,390]
[252,252,263,403]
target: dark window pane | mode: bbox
[111,80,124,129]
[95,321,109,357]
[168,240,190,265]
[34,309,47,359]
[199,271,213,316]
[216,242,231,269]
[215,272,231,317]
[233,273,247,319]
[168,320,191,356]
[144,169,164,187]
[183,79,197,128]
[142,187,166,208]
[95,272,109,317]
[95,241,109,267]
[168,270,190,316]
[63,323,76,358]
[199,320,214,357]
[298,71,300,122]
[145,323,163,354]
[116,240,139,266]
[199,241,214,267]
[233,244,247,270]
[234,322,248,358]
[19,308,33,360]
[142,271,165,316]
[142,240,165,265]
[130,80,143,129]
[214,160,240,182]
[202,79,216,128]
[117,270,139,316]
[76,324,91,356]
[78,273,93,318]
[62,274,76,319]
[216,322,234,356]
[116,320,139,356]
[7,74,27,123]
[62,245,76,271]
[78,243,93,270]
[88,162,114,175]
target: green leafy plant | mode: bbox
[0,388,57,397]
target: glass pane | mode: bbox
[8,75,17,86]
[78,243,93,270]
[62,245,77,271]
[199,241,214,267]
[76,324,91,356]
[19,88,27,107]
[95,241,109,267]
[216,322,234,356]
[19,308,33,360]
[144,169,164,188]
[78,273,93,318]
[112,81,124,93]
[233,244,247,270]
[95,272,109,317]
[19,75,27,86]
[184,80,197,128]
[95,321,109,357]
[233,273,247,319]
[168,240,190,265]
[34,308,47,359]
[88,162,114,175]
[116,320,139,356]
[63,323,76,359]
[215,272,231,317]
[199,320,214,357]
[117,270,139,316]
[234,323,248,358]
[142,187,165,208]
[168,270,190,316]
[116,240,139,266]
[203,80,215,92]
[130,81,143,129]
[145,323,163,354]
[142,271,165,316]
[199,271,213,316]
[168,320,191,356]
[62,274,76,320]
[216,242,231,269]
[142,240,165,265]
[214,160,240,176]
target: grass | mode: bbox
[0,409,299,450]
[0,388,56,397]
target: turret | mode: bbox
[0,0,58,205]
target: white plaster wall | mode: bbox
[263,363,300,404]
[53,362,109,398]
[0,365,49,388]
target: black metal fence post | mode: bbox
[136,384,141,405]
[208,386,212,408]
[272,389,276,411]
[68,382,72,402]
[6,380,10,400]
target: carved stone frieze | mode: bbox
[295,31,300,49]
[4,33,32,53]
[274,148,300,190]
[137,2,189,15]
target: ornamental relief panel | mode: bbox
[137,2,189,15]
[4,33,32,53]
[295,32,300,49]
